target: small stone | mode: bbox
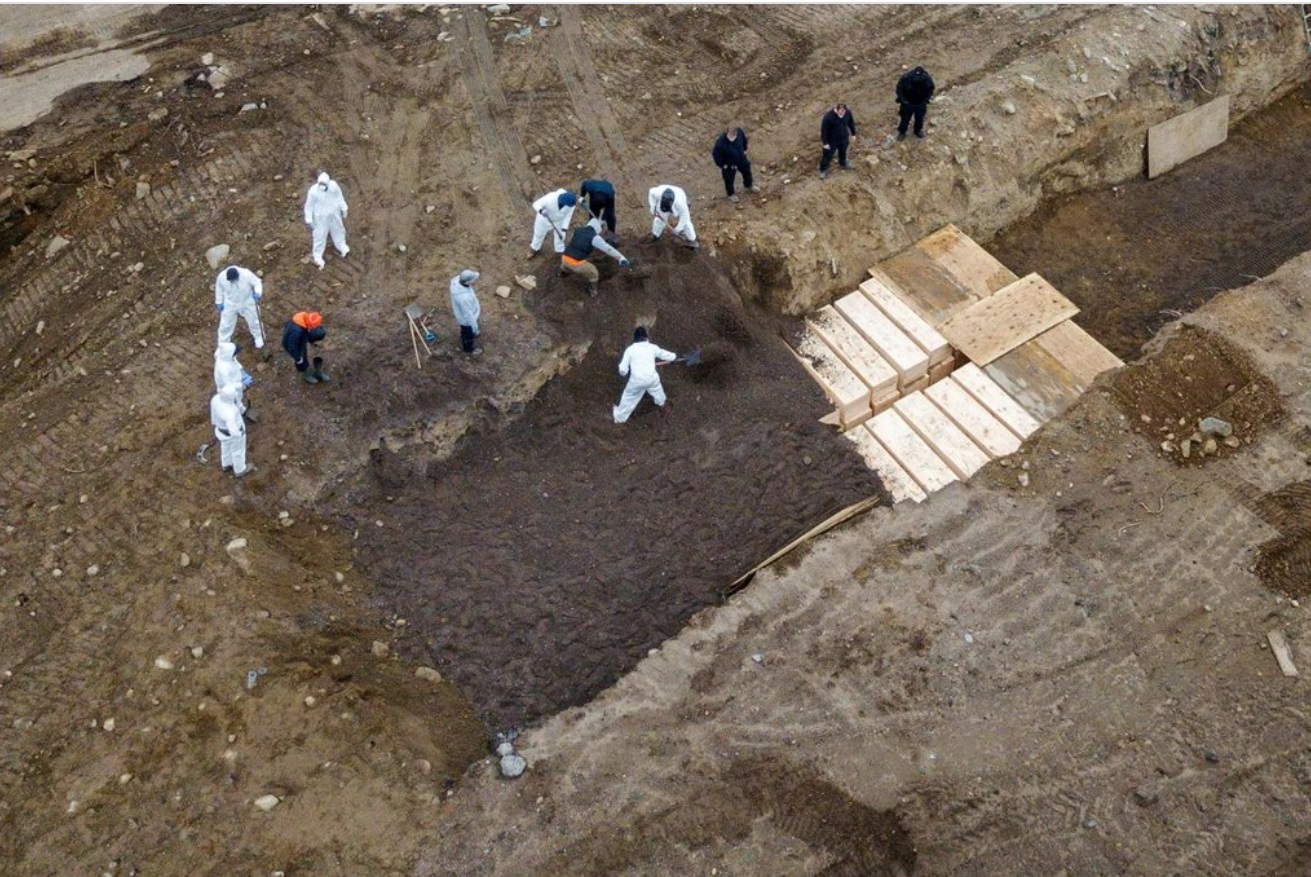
[253,794,280,811]
[1134,785,1158,806]
[154,656,175,670]
[1018,472,1030,487]
[103,717,116,732]
[119,773,132,784]
[372,641,390,658]
[499,753,527,778]
[334,572,345,583]
[1140,414,1151,423]
[147,107,169,122]
[495,742,515,757]
[201,52,215,65]
[239,102,260,113]
[1180,439,1192,459]
[190,645,204,659]
[1223,436,1241,449]
[751,653,764,664]
[35,320,44,335]
[963,632,974,644]
[802,455,813,466]
[180,552,191,568]
[46,235,71,259]
[1199,416,1232,438]
[529,154,542,165]
[1204,750,1219,764]
[1201,437,1218,457]
[1000,100,1016,115]
[495,285,511,299]
[414,758,432,775]
[515,275,537,291]
[226,537,248,552]
[86,565,99,577]
[304,696,316,707]
[415,666,443,683]
[487,4,511,14]
[425,205,436,214]
[1083,818,1098,829]
[274,174,284,181]
[206,244,231,269]
[1160,441,1177,454]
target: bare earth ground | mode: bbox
[0,5,1309,876]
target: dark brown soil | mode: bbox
[347,244,888,730]
[1254,480,1311,598]
[1108,324,1286,466]
[990,81,1311,360]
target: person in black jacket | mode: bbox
[579,179,618,240]
[281,310,330,384]
[711,126,755,202]
[819,103,857,178]
[896,66,936,140]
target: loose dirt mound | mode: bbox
[350,243,888,730]
[1254,480,1311,599]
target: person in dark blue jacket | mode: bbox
[711,126,755,202]
[579,179,618,240]
[819,104,857,178]
[281,311,329,384]
[896,66,936,139]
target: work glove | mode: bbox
[241,369,253,387]
[253,293,261,302]
[619,258,631,268]
[216,303,224,313]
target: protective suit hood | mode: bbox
[317,171,331,188]
[218,383,241,402]
[458,269,480,285]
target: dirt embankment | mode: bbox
[716,4,1310,314]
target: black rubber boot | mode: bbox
[312,356,331,383]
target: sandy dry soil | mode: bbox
[1,5,1310,876]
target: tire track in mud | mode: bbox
[452,9,535,209]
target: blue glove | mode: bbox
[619,258,631,268]
[241,369,253,387]
[216,303,224,313]
[253,293,261,302]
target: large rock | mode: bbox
[206,244,231,269]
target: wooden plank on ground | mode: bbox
[914,224,1019,299]
[893,392,991,479]
[858,276,952,366]
[1148,95,1229,179]
[1267,630,1300,678]
[844,425,927,504]
[924,379,1022,458]
[872,247,978,326]
[950,363,1043,440]
[807,306,898,399]
[939,273,1079,366]
[1031,320,1123,387]
[868,408,958,494]
[791,331,870,426]
[833,290,928,387]
[985,340,1085,424]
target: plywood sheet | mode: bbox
[844,425,927,504]
[924,379,1022,459]
[939,273,1078,366]
[858,277,952,365]
[914,224,1018,299]
[868,409,958,494]
[833,290,928,386]
[1031,320,1123,387]
[984,340,1084,424]
[807,306,898,398]
[949,363,1043,440]
[792,331,869,425]
[1147,95,1229,179]
[872,247,978,326]
[893,393,990,479]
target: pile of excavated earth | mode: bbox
[2,5,1310,876]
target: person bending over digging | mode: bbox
[281,310,330,384]
[560,217,631,297]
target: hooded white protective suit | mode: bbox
[449,270,481,334]
[210,383,249,475]
[647,185,697,243]
[612,337,677,423]
[215,265,265,348]
[304,172,349,268]
[213,342,247,411]
[529,189,577,254]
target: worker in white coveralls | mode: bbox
[527,188,578,257]
[613,326,677,423]
[213,341,254,418]
[303,171,349,269]
[215,264,264,349]
[449,269,482,356]
[210,383,252,477]
[647,185,698,248]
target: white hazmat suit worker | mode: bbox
[304,171,349,269]
[213,341,251,413]
[528,189,578,257]
[613,326,677,423]
[647,185,697,247]
[210,383,251,477]
[215,265,265,348]
[449,269,482,355]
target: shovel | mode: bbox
[657,347,702,368]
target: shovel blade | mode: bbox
[681,347,702,366]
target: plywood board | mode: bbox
[868,408,958,494]
[949,363,1043,440]
[939,273,1078,366]
[858,277,952,365]
[984,340,1084,424]
[792,331,869,426]
[807,306,898,398]
[924,379,1022,459]
[833,290,928,386]
[914,224,1018,299]
[1031,320,1123,387]
[1147,95,1229,179]
[893,393,991,479]
[844,425,927,504]
[872,247,978,326]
